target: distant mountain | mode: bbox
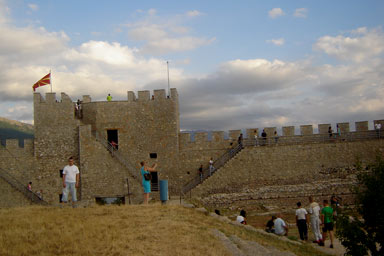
[0,117,34,146]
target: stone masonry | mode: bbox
[0,87,383,208]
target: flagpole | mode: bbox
[50,70,52,93]
[167,61,170,96]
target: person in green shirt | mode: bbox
[107,93,112,101]
[320,199,334,248]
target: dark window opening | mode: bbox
[151,172,159,191]
[95,197,125,205]
[149,153,157,159]
[59,169,63,178]
[107,129,118,150]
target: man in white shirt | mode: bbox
[308,196,323,243]
[296,202,308,241]
[274,213,288,236]
[62,156,80,206]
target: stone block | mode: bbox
[283,126,295,136]
[318,124,331,134]
[300,125,313,135]
[355,121,368,131]
[138,90,150,101]
[229,130,241,140]
[337,122,350,133]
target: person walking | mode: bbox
[62,156,80,207]
[296,202,308,241]
[209,157,214,176]
[308,196,323,244]
[140,161,157,204]
[320,200,335,248]
[238,133,243,149]
[198,164,203,182]
[107,93,112,101]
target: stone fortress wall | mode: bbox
[0,86,383,208]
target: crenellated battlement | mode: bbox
[179,119,384,145]
[33,92,73,104]
[0,139,34,154]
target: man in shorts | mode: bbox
[62,156,80,207]
[320,199,334,248]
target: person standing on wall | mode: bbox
[261,129,267,146]
[107,93,112,101]
[254,130,259,147]
[140,161,157,204]
[62,156,80,207]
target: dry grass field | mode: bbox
[0,204,331,256]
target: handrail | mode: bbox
[244,129,382,147]
[0,167,49,205]
[92,131,140,181]
[181,143,243,195]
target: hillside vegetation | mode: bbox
[0,204,330,256]
[0,117,33,146]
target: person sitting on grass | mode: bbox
[265,216,276,233]
[274,213,288,236]
[236,210,247,224]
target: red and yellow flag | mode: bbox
[33,73,51,91]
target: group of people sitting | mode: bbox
[236,195,340,249]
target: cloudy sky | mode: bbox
[1,0,383,132]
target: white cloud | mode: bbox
[187,10,202,17]
[148,8,156,16]
[294,8,307,18]
[314,27,384,63]
[28,4,38,11]
[266,38,285,46]
[268,8,284,19]
[125,11,214,55]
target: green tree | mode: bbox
[336,157,384,256]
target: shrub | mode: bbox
[336,157,384,256]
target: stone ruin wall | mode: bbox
[190,139,384,210]
[1,85,384,208]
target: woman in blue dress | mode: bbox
[140,161,157,204]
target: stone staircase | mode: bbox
[181,143,243,195]
[92,131,140,182]
[0,167,48,205]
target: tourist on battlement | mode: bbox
[274,213,288,236]
[296,201,308,241]
[198,164,203,181]
[238,133,243,148]
[265,216,276,233]
[375,123,382,138]
[62,156,80,207]
[209,157,214,176]
[140,161,158,204]
[274,131,279,144]
[336,124,341,138]
[328,126,333,138]
[261,129,267,145]
[254,130,259,146]
[236,210,247,224]
[308,196,322,244]
[107,93,112,101]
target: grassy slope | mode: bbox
[0,204,330,256]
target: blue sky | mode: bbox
[1,0,384,132]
